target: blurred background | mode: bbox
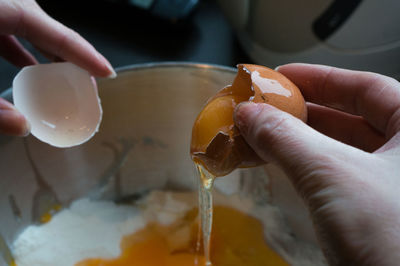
[1,0,400,92]
[0,0,250,91]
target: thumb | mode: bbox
[234,102,364,196]
[0,98,30,137]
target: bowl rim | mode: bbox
[1,62,237,102]
[115,61,237,75]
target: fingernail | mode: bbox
[97,52,117,78]
[104,60,117,79]
[234,101,258,136]
[106,64,117,79]
[103,57,117,79]
[235,101,254,114]
[23,120,31,137]
[274,65,281,71]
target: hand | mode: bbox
[0,0,116,136]
[234,63,400,266]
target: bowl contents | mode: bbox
[12,62,102,148]
[12,191,325,266]
[9,64,318,266]
[191,64,307,177]
[191,64,308,264]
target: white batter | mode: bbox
[12,191,327,266]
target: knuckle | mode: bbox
[315,66,335,104]
[361,72,399,96]
[68,29,82,41]
[387,108,400,138]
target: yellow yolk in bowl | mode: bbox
[76,206,287,266]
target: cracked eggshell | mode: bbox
[191,64,307,177]
[12,62,102,148]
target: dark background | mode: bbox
[0,0,251,92]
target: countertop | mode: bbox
[0,0,251,92]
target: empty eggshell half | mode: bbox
[12,62,102,148]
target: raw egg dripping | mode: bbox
[191,64,307,177]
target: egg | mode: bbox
[190,64,307,177]
[13,62,102,148]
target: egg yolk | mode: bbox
[75,206,288,266]
[191,95,242,154]
[39,204,62,224]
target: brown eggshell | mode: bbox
[242,64,307,122]
[190,64,307,177]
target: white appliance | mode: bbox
[218,0,400,78]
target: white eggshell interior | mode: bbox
[12,62,102,148]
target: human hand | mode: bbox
[0,0,116,136]
[234,63,400,266]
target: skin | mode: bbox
[0,0,116,136]
[234,63,400,266]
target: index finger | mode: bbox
[1,1,115,78]
[277,63,400,138]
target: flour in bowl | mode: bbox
[13,191,327,266]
